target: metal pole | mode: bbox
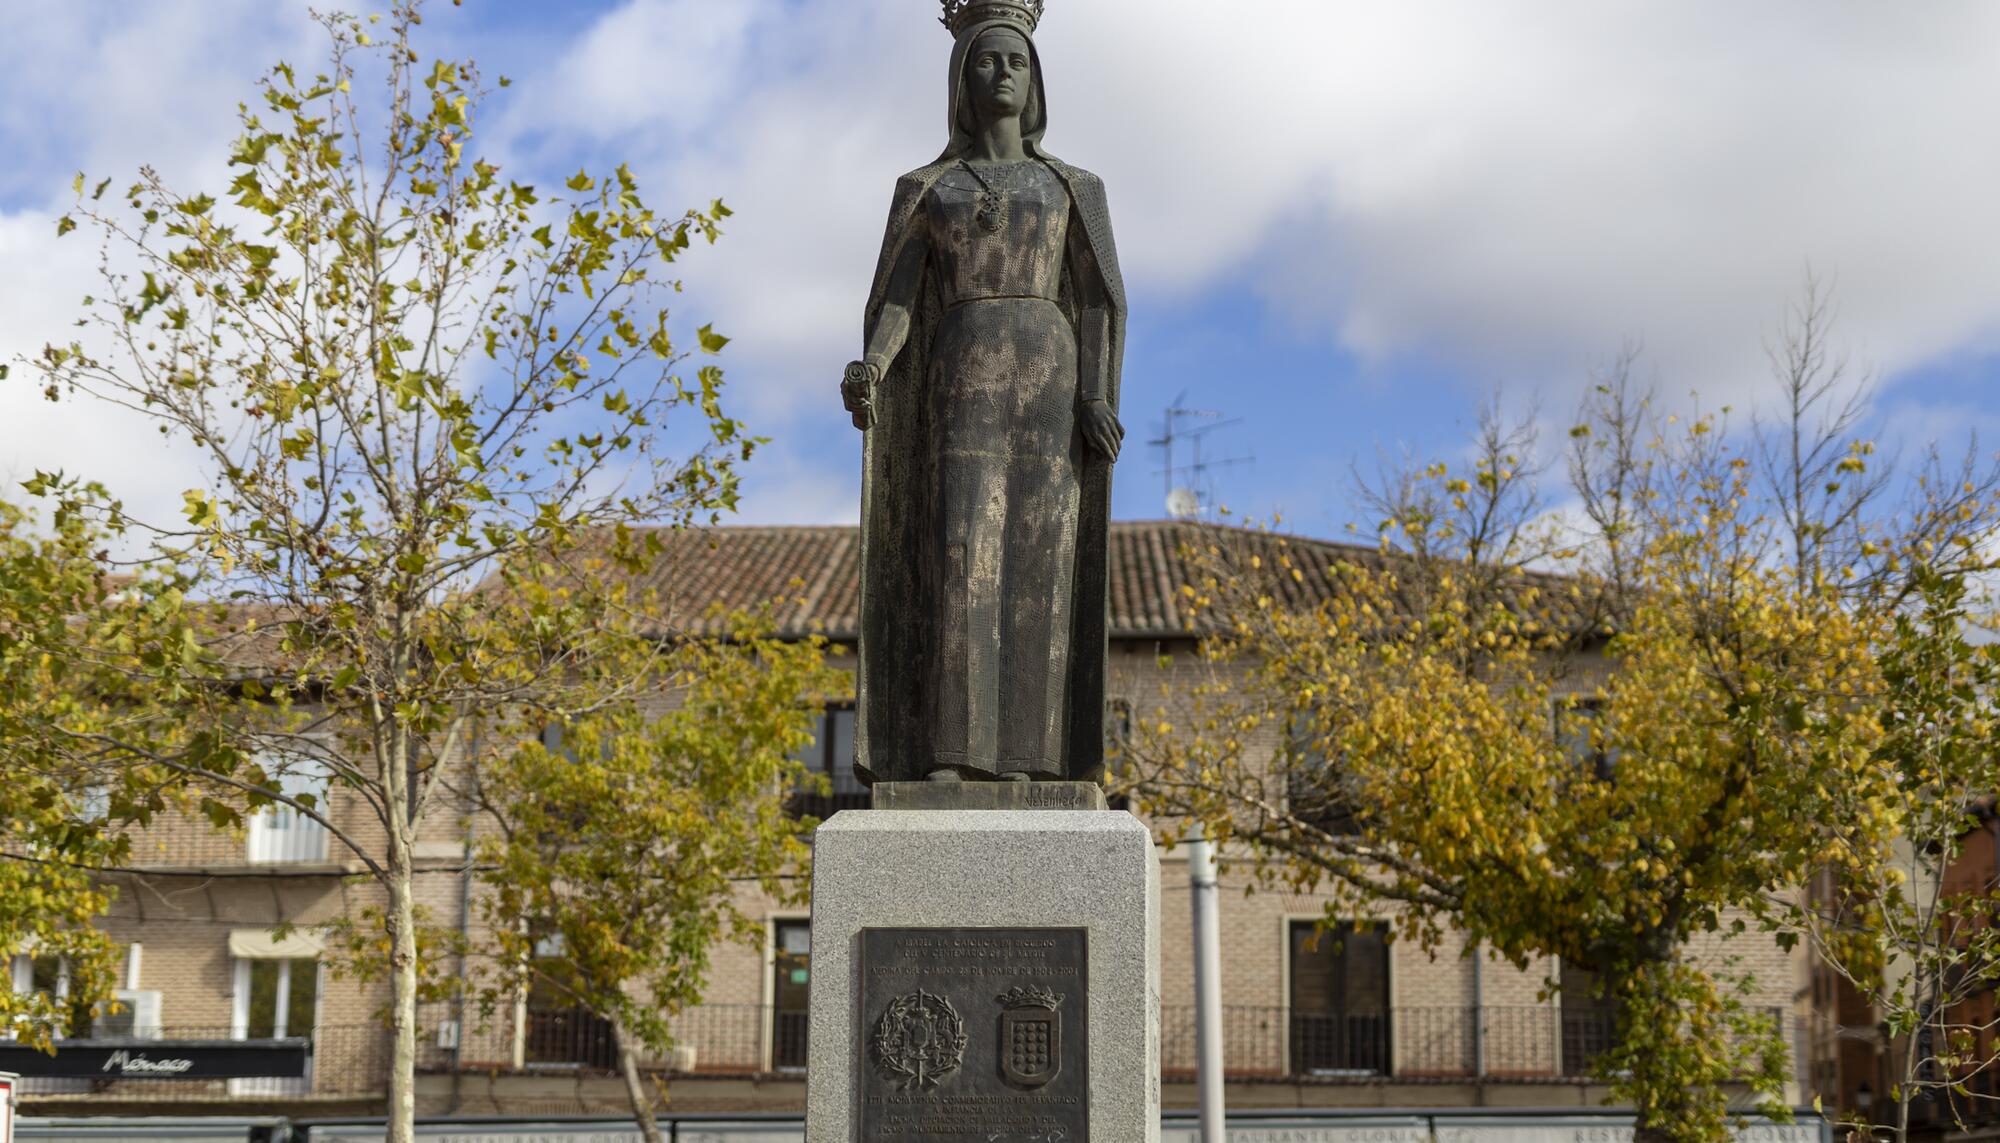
[1470,940,1486,1104]
[1188,833,1226,1143]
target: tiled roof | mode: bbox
[615,521,1385,641]
[191,522,1586,671]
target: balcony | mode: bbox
[5,1006,1798,1107]
[448,1004,1791,1084]
[523,1007,617,1070]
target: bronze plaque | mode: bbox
[860,927,1088,1142]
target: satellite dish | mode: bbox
[1166,487,1201,519]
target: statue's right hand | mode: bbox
[842,361,879,431]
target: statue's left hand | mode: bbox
[1082,398,1124,462]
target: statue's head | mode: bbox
[961,26,1036,130]
[939,0,1050,158]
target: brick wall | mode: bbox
[47,630,1813,1112]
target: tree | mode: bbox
[1126,309,2000,1143]
[22,4,755,1137]
[470,607,842,1142]
[1797,565,2000,1143]
[0,489,187,1047]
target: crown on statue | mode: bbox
[940,0,1044,37]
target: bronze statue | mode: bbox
[843,0,1126,788]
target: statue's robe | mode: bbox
[854,157,1126,785]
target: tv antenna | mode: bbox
[1148,391,1253,520]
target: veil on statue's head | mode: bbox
[939,19,1051,161]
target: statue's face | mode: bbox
[966,27,1032,125]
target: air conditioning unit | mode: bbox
[435,1020,461,1050]
[669,1045,697,1073]
[95,990,163,1040]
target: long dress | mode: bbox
[852,152,1124,789]
[922,160,1078,779]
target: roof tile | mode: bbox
[613,521,1379,641]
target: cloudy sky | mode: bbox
[3,0,1998,538]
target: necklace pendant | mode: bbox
[976,191,1004,233]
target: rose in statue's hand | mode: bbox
[1082,399,1124,461]
[842,361,880,430]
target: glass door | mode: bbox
[1288,921,1390,1075]
[771,921,810,1071]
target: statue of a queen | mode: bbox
[841,0,1126,788]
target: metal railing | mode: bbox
[457,1005,1794,1083]
[522,1008,617,1071]
[8,1006,1804,1101]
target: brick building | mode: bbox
[1801,807,2000,1142]
[11,522,1818,1117]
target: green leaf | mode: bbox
[55,216,76,238]
[696,324,729,354]
[566,170,594,193]
[181,489,218,529]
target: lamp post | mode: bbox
[1188,833,1226,1143]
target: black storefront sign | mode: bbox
[0,1037,311,1078]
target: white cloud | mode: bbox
[507,0,2000,426]
[9,1,2000,535]
[0,208,201,537]
[0,2,316,540]
[729,442,863,529]
[496,0,937,425]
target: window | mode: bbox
[75,785,110,825]
[540,721,616,764]
[1556,697,1616,782]
[8,954,92,1038]
[246,752,331,863]
[7,954,91,1093]
[541,722,575,760]
[1288,920,1390,1075]
[231,955,319,1096]
[1558,961,1617,1076]
[240,958,318,1040]
[788,706,868,819]
[1284,725,1359,836]
[13,955,66,1006]
[522,934,616,1070]
[771,921,810,1071]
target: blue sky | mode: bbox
[4,0,2000,541]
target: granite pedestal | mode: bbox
[805,808,1161,1142]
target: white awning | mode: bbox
[227,928,324,959]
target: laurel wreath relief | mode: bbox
[871,990,969,1091]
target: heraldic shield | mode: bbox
[996,985,1063,1089]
